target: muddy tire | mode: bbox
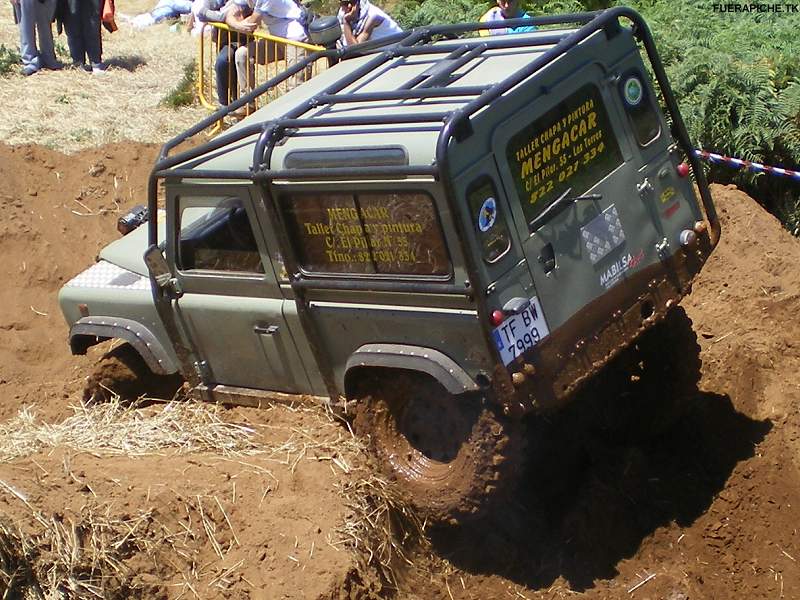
[352,370,524,524]
[84,343,183,403]
[594,306,701,439]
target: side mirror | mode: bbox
[143,245,172,289]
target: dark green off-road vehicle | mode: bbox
[59,8,720,522]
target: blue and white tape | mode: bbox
[695,149,800,182]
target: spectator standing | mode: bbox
[11,0,61,76]
[337,0,401,47]
[226,0,309,107]
[63,0,106,73]
[196,0,244,106]
[479,0,536,36]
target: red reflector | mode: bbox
[676,163,690,178]
[490,310,505,327]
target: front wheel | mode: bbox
[352,371,524,524]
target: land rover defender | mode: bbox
[59,8,720,522]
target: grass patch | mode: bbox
[161,59,197,108]
[0,399,262,461]
[0,44,21,77]
[54,40,71,62]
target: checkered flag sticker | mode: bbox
[65,260,151,290]
[581,204,626,265]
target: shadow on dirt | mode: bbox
[106,55,148,72]
[426,390,771,591]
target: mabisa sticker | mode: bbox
[600,249,645,289]
[478,197,497,232]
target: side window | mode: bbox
[466,178,511,263]
[281,191,451,277]
[177,197,264,274]
[505,84,624,229]
[618,72,661,146]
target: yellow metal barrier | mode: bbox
[197,22,326,128]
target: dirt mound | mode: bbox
[0,402,367,599]
[1,141,800,600]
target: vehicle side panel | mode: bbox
[309,299,489,393]
[267,181,492,395]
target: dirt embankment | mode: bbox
[0,143,161,422]
[1,142,800,599]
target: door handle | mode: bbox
[539,242,556,274]
[253,324,279,335]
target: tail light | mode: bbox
[490,310,505,327]
[679,229,698,247]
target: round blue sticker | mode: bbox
[623,76,644,106]
[478,197,497,232]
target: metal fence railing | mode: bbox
[197,22,326,130]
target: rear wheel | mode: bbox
[84,343,184,403]
[593,306,701,439]
[352,371,524,524]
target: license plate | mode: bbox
[492,297,550,366]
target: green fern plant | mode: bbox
[624,0,800,234]
[393,0,485,29]
[0,44,21,77]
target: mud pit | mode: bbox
[1,141,800,599]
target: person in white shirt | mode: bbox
[226,0,309,109]
[337,0,401,47]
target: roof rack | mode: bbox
[148,6,716,241]
[153,12,599,174]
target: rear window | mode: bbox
[618,72,661,146]
[466,178,511,263]
[281,191,451,277]
[505,84,623,229]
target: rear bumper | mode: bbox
[495,226,717,416]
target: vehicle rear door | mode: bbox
[493,63,664,332]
